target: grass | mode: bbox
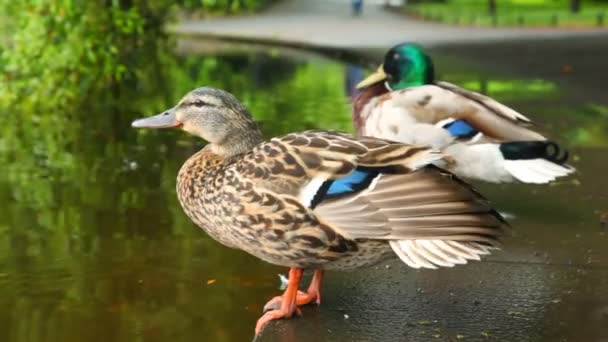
[0,13,12,43]
[404,0,608,28]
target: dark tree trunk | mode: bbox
[225,0,233,14]
[570,0,581,13]
[488,0,497,16]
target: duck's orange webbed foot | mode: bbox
[255,267,304,335]
[255,305,302,335]
[262,270,324,312]
[262,291,316,312]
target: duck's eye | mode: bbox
[193,100,206,107]
[393,53,400,60]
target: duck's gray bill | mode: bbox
[131,107,181,129]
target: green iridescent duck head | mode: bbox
[357,43,434,90]
[132,87,262,156]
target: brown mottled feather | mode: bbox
[133,87,512,274]
[176,130,506,270]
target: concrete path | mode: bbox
[172,0,608,50]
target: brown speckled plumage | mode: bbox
[175,130,457,270]
[132,87,509,271]
[132,87,510,334]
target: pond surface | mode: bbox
[0,38,607,342]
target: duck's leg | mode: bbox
[303,269,324,304]
[255,267,304,335]
[263,270,324,312]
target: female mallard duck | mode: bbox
[354,43,574,184]
[132,87,508,335]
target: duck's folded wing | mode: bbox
[236,130,444,203]
[385,83,545,141]
[377,85,574,183]
[273,130,444,180]
[314,167,508,269]
[238,131,507,268]
[435,81,532,124]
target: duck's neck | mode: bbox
[210,120,263,158]
[352,82,389,135]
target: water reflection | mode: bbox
[0,39,607,342]
[0,38,354,342]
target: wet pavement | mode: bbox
[260,261,608,341]
[258,36,608,342]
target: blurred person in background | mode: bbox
[352,0,363,16]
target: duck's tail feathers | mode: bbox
[500,141,575,184]
[316,167,508,269]
[389,240,496,269]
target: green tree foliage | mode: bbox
[180,0,277,13]
[0,1,169,217]
[0,0,276,112]
[406,0,608,27]
[1,1,166,110]
[0,0,280,231]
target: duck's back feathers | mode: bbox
[355,82,574,184]
[242,130,443,195]
[379,83,545,142]
[434,81,533,126]
[230,131,507,269]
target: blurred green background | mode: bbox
[404,0,608,27]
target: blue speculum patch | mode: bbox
[443,119,478,138]
[326,169,376,196]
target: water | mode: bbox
[0,38,607,342]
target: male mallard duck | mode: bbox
[132,87,508,335]
[354,43,575,184]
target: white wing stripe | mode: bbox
[298,177,326,208]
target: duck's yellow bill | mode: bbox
[356,64,387,89]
